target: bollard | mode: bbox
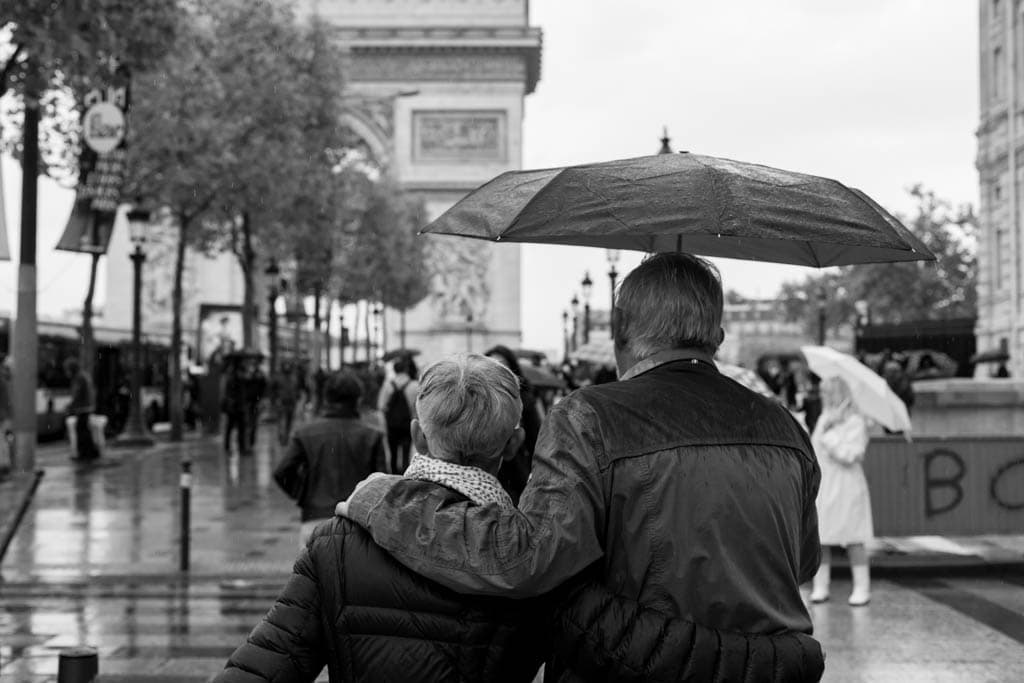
[180,456,192,572]
[57,646,98,683]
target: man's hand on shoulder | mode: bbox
[335,472,397,518]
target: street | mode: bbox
[2,431,1024,682]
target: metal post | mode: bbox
[817,307,826,346]
[608,266,618,339]
[179,457,192,571]
[57,647,98,683]
[562,311,570,363]
[115,247,154,447]
[584,303,591,345]
[267,289,278,375]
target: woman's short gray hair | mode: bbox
[615,252,724,359]
[416,354,522,469]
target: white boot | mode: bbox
[848,562,871,606]
[810,561,830,603]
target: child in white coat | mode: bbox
[809,375,873,606]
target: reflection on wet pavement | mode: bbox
[2,428,1024,681]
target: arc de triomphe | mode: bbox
[297,0,543,362]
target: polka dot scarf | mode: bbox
[404,452,514,511]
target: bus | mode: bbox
[0,318,171,440]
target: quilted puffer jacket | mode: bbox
[213,516,548,683]
[552,583,825,682]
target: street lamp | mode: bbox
[562,310,570,363]
[581,271,593,345]
[606,250,620,339]
[114,206,155,447]
[816,285,828,346]
[570,294,580,352]
[265,259,280,375]
[372,304,383,364]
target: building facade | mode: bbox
[978,0,1024,376]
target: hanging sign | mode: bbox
[82,102,126,154]
[57,75,131,255]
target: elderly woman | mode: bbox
[809,375,873,606]
[216,354,547,682]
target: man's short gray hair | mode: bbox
[416,354,522,469]
[615,252,724,359]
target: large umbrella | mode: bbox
[716,362,776,399]
[420,153,935,267]
[801,345,911,434]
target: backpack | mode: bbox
[384,380,412,431]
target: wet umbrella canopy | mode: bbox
[420,153,936,267]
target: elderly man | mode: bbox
[341,253,823,679]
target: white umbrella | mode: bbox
[801,345,912,434]
[716,362,776,399]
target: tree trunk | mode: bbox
[240,212,256,349]
[169,216,189,442]
[381,304,388,358]
[80,252,100,375]
[12,77,40,471]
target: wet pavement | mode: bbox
[1,427,1023,681]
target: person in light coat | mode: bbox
[809,375,873,606]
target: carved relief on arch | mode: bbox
[339,104,393,168]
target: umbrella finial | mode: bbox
[658,126,673,155]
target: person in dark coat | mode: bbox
[221,359,250,455]
[273,370,386,544]
[64,357,99,461]
[484,344,543,503]
[217,355,548,682]
[270,360,302,446]
[341,254,823,680]
[243,359,267,450]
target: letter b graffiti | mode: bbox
[924,449,965,517]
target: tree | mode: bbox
[123,4,231,441]
[779,186,977,336]
[207,3,349,349]
[1,0,179,466]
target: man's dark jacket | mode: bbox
[273,406,385,521]
[347,353,822,646]
[213,516,549,682]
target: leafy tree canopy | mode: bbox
[779,186,977,334]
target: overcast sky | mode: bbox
[1,2,981,359]
[519,0,979,355]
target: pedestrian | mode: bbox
[376,355,419,474]
[243,358,267,451]
[64,357,100,462]
[340,253,824,679]
[809,375,873,607]
[220,358,249,456]
[484,344,543,503]
[273,370,386,545]
[270,360,301,446]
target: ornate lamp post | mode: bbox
[372,304,383,364]
[606,250,620,339]
[562,310,570,363]
[570,294,580,352]
[816,285,828,346]
[581,271,593,345]
[265,259,280,375]
[114,207,155,447]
